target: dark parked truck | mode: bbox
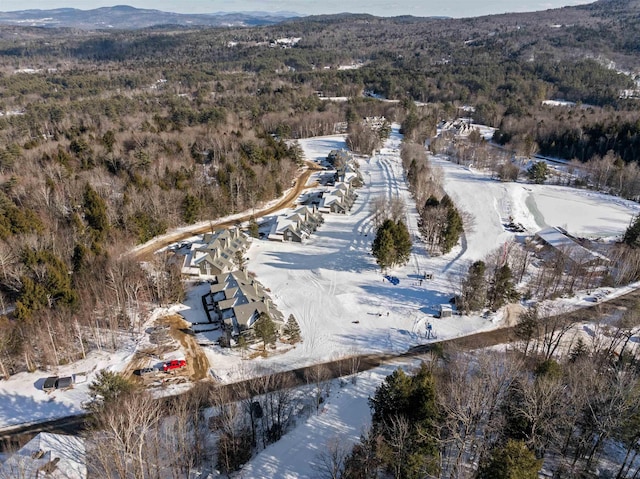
[43,376,73,392]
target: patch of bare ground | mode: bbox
[503,302,525,327]
[160,314,210,381]
[122,350,156,379]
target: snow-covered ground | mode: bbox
[0,306,181,429]
[237,360,417,479]
[200,128,499,382]
[1,125,639,431]
[198,126,640,382]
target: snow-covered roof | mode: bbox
[209,271,282,333]
[268,206,323,241]
[181,227,250,276]
[1,432,86,479]
[535,227,609,265]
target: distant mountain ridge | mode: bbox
[0,5,301,29]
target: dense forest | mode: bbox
[1,1,640,477]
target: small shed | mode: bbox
[439,304,453,318]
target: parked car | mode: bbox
[138,367,157,376]
[162,359,186,372]
[43,376,58,392]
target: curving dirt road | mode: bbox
[130,161,322,262]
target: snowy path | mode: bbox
[237,362,411,479]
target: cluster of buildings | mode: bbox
[177,147,362,343]
[268,150,360,242]
[268,205,324,242]
[437,119,481,138]
[180,228,250,277]
[205,270,284,341]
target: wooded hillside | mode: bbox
[0,0,639,377]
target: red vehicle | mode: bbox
[162,359,186,372]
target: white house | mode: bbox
[268,206,324,242]
[181,227,251,277]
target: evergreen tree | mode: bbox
[569,337,589,362]
[253,312,277,351]
[534,359,562,379]
[478,440,542,479]
[283,314,301,343]
[368,364,440,478]
[72,243,89,273]
[372,223,397,272]
[391,220,412,266]
[440,204,463,254]
[372,219,412,271]
[527,161,549,184]
[248,217,260,238]
[88,370,136,409]
[83,183,109,243]
[461,260,487,312]
[488,264,519,311]
[369,368,413,425]
[501,380,532,443]
[424,196,440,209]
[234,250,246,271]
[623,214,640,248]
[182,193,201,224]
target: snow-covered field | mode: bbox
[1,124,639,431]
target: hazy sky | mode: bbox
[1,0,595,18]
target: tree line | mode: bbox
[335,306,640,479]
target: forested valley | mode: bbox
[1,0,640,476]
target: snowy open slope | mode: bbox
[203,128,507,380]
[433,155,640,270]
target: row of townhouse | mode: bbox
[181,227,251,277]
[207,270,284,340]
[268,205,324,242]
[319,181,357,214]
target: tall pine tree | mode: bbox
[372,219,412,271]
[461,260,487,312]
[253,312,277,351]
[368,363,440,478]
[283,314,301,343]
[488,264,519,311]
[623,214,640,248]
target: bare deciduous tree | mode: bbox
[313,437,350,479]
[86,391,163,479]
